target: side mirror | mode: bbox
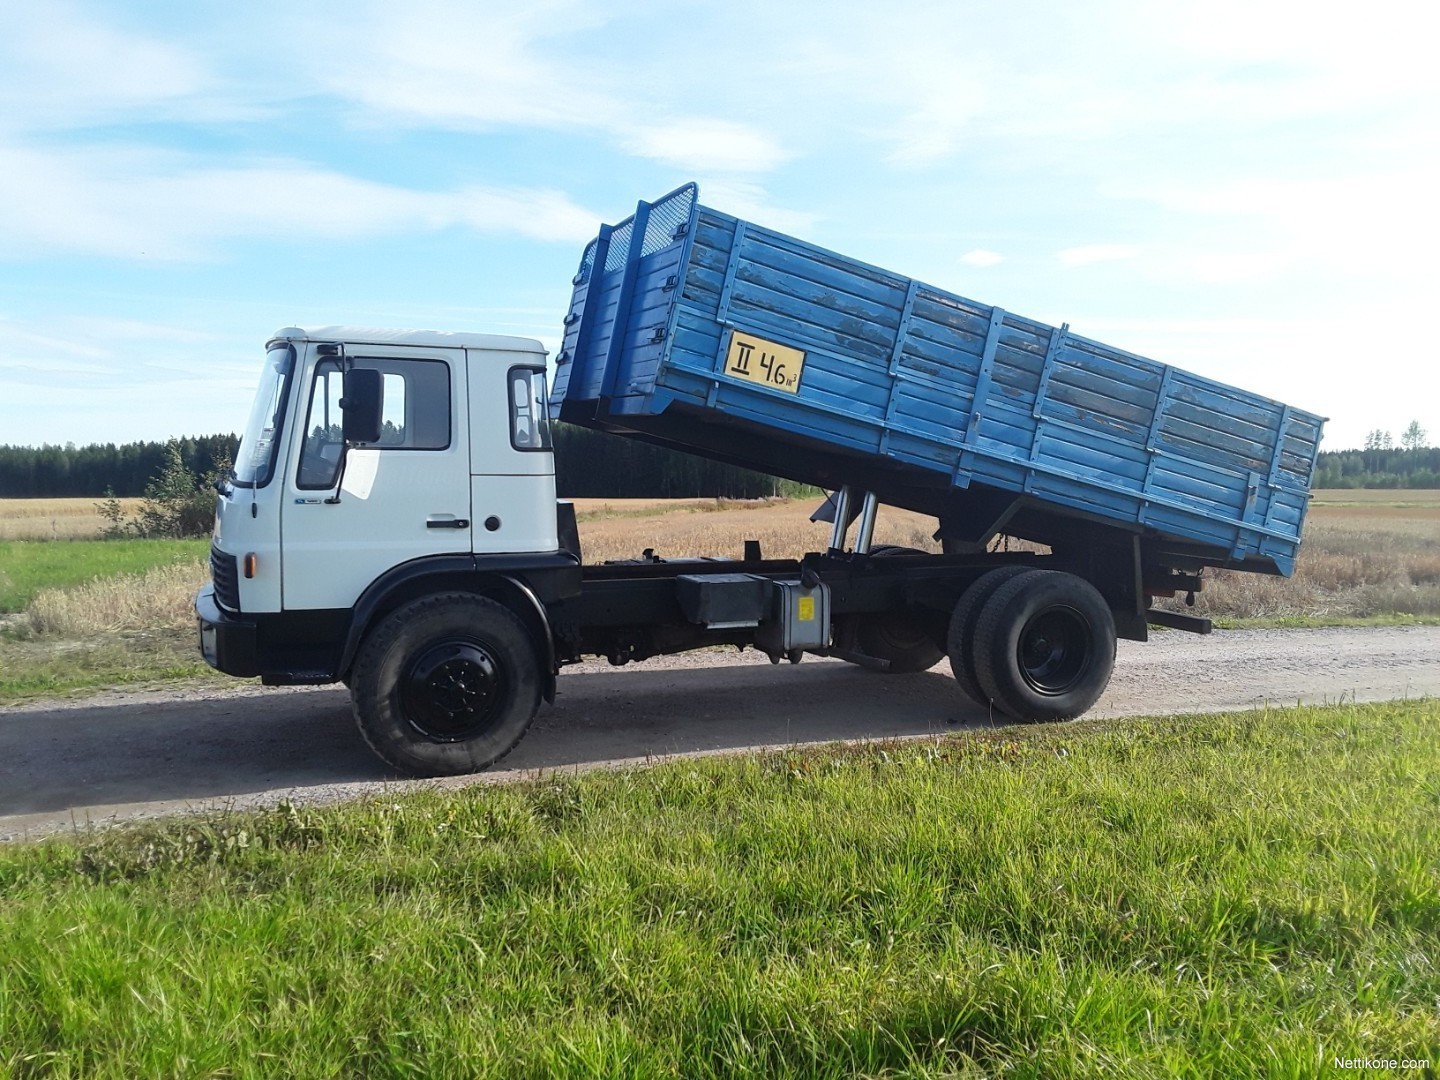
[341,368,383,444]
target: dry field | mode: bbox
[0,497,145,540]
[572,497,940,563]
[575,494,1440,623]
[1171,489,1440,621]
[21,561,209,637]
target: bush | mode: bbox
[96,441,228,539]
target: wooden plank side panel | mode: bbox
[555,193,1321,571]
[720,225,908,364]
[727,275,897,359]
[889,381,971,445]
[1033,423,1150,490]
[570,273,625,402]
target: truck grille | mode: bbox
[210,545,240,611]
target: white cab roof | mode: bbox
[269,326,546,356]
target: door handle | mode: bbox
[426,518,470,529]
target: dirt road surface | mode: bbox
[3,625,1437,840]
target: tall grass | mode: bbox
[1169,513,1440,621]
[22,560,208,636]
[1,701,1436,1076]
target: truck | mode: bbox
[196,183,1325,776]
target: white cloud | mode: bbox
[623,121,790,175]
[1160,251,1294,285]
[294,0,786,175]
[1108,166,1440,282]
[883,63,990,168]
[0,144,600,260]
[960,249,1004,268]
[1057,244,1139,268]
[0,2,258,133]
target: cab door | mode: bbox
[281,346,472,611]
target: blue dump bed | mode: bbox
[551,185,1324,576]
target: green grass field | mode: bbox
[0,632,215,703]
[2,700,1436,1077]
[0,538,208,614]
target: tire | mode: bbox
[854,611,946,673]
[350,592,542,777]
[971,570,1115,722]
[851,545,944,673]
[945,566,1039,704]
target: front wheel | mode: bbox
[971,571,1115,722]
[350,593,542,776]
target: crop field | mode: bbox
[0,497,145,541]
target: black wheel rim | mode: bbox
[1016,607,1091,696]
[400,640,505,741]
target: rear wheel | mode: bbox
[971,571,1115,722]
[853,611,945,673]
[351,593,542,776]
[851,545,945,673]
[946,566,1039,704]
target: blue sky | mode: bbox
[1,0,1435,452]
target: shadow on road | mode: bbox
[0,660,996,822]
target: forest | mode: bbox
[0,426,802,499]
[0,428,1435,498]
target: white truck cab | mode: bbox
[198,327,585,768]
[210,326,560,611]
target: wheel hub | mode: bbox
[1018,608,1090,696]
[401,641,504,740]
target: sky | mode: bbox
[1,0,1436,453]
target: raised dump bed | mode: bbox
[552,184,1324,576]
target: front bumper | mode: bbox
[195,586,261,678]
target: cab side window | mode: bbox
[509,367,552,451]
[297,357,451,489]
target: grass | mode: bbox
[0,538,208,613]
[1165,500,1440,626]
[1,699,1436,1076]
[0,630,216,702]
[0,542,212,704]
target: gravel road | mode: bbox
[2,625,1436,840]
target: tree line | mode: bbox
[0,426,804,500]
[2,426,1434,499]
[0,436,239,499]
[1311,445,1440,490]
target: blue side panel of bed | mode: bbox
[551,184,1325,575]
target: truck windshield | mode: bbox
[232,344,295,488]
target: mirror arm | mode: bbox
[324,446,350,504]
